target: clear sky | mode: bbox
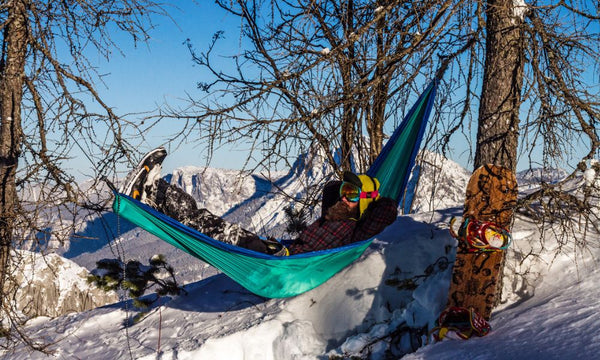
[88,1,456,180]
[81,1,244,179]
[78,1,591,181]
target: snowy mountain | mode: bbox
[408,151,471,213]
[517,167,570,187]
[187,143,337,238]
[1,152,598,359]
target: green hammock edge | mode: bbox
[113,193,373,298]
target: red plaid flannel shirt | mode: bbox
[288,197,398,254]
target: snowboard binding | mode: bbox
[449,217,512,252]
[430,306,491,341]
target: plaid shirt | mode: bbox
[288,197,398,254]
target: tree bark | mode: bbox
[369,6,390,166]
[473,0,525,310]
[339,0,357,171]
[474,0,525,172]
[0,0,28,305]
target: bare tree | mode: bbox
[156,0,597,247]
[472,0,599,246]
[0,0,167,345]
[428,0,598,318]
[466,0,526,315]
[423,0,599,243]
[172,0,471,179]
[516,1,600,241]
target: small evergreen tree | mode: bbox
[88,255,182,309]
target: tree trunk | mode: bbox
[474,0,525,172]
[339,0,356,172]
[0,0,28,306]
[473,0,525,310]
[369,8,390,166]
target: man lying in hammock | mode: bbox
[120,147,398,256]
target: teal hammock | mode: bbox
[112,80,437,298]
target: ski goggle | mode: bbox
[339,181,361,202]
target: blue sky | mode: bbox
[85,2,243,178]
[90,2,455,179]
[81,1,591,181]
[64,1,280,180]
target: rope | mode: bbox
[107,177,166,357]
[112,189,135,360]
[158,305,162,354]
[68,132,137,358]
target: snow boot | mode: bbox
[120,147,168,203]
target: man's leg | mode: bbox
[121,147,274,254]
[153,179,269,252]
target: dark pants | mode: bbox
[153,179,269,253]
[150,179,342,255]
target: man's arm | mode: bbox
[353,197,398,241]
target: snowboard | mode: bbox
[446,164,518,320]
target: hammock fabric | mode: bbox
[112,80,437,298]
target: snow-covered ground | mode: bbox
[1,155,598,359]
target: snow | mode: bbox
[584,168,596,186]
[513,0,528,20]
[1,154,598,359]
[405,265,600,360]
